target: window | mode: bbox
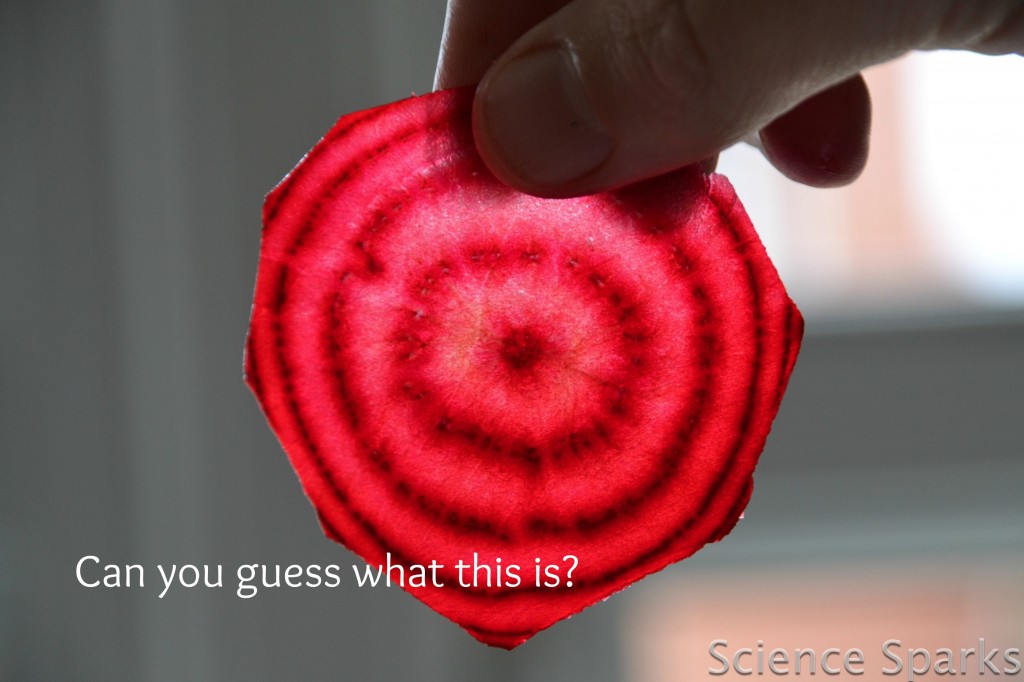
[718,53,1024,320]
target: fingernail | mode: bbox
[479,44,612,187]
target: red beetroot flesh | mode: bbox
[245,87,803,648]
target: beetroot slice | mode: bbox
[245,87,802,649]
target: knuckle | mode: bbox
[934,0,1024,53]
[607,0,744,138]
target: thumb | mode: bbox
[473,0,1024,197]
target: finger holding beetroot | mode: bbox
[436,0,1024,196]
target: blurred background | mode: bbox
[2,2,1022,680]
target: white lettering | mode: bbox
[845,648,865,675]
[157,564,176,598]
[882,639,904,675]
[822,648,842,675]
[768,648,789,675]
[909,648,931,682]
[1004,647,1021,674]
[708,640,729,675]
[734,648,753,676]
[980,638,1000,674]
[76,555,100,587]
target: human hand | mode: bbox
[435,0,1023,197]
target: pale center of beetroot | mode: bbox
[499,326,543,371]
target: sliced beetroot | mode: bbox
[245,87,802,648]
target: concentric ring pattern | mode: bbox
[245,87,803,648]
